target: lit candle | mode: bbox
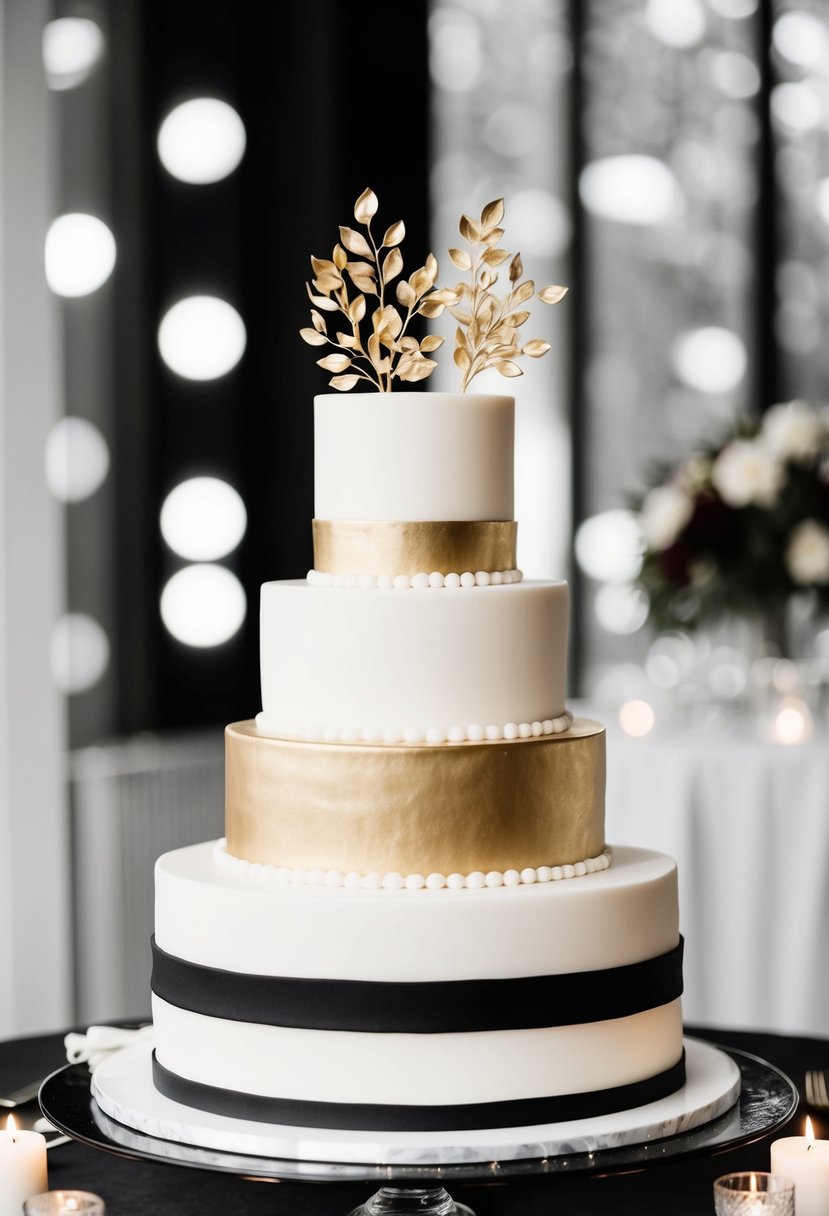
[0,1114,48,1216]
[770,1117,829,1216]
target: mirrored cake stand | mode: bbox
[39,1037,798,1215]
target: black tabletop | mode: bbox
[2,1022,827,1215]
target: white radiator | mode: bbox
[70,728,225,1023]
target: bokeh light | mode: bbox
[671,326,747,393]
[45,417,110,503]
[157,296,246,381]
[45,214,116,298]
[42,17,104,90]
[157,99,246,184]
[579,155,680,225]
[575,510,644,583]
[594,583,649,635]
[619,699,656,738]
[160,564,246,647]
[51,613,110,694]
[160,477,247,561]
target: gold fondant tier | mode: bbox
[225,718,605,876]
[312,520,518,576]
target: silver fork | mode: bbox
[805,1069,829,1109]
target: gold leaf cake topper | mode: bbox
[446,197,568,392]
[300,187,457,392]
[300,188,568,393]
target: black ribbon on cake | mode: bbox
[151,936,684,1033]
[151,1049,688,1132]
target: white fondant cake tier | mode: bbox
[259,578,568,736]
[93,1037,742,1165]
[151,996,684,1109]
[314,393,514,522]
[154,842,678,982]
[151,842,684,1131]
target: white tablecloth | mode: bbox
[577,704,829,1039]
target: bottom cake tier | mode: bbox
[151,841,686,1133]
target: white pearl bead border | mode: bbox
[214,839,612,891]
[307,569,523,589]
[254,710,574,745]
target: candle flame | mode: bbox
[806,1115,815,1147]
[5,1112,16,1134]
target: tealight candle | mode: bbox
[24,1192,106,1215]
[713,1172,795,1215]
[0,1115,48,1216]
[771,1117,829,1216]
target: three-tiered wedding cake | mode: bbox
[149,390,687,1135]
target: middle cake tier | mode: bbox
[225,718,605,875]
[259,578,568,739]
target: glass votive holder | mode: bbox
[713,1173,795,1215]
[23,1192,105,1216]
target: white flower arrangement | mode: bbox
[633,400,829,642]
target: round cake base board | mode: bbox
[90,1037,740,1166]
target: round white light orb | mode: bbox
[771,82,821,133]
[710,51,761,99]
[506,188,571,259]
[579,155,680,226]
[50,612,110,694]
[671,326,747,393]
[773,11,829,69]
[619,699,656,738]
[594,583,649,635]
[645,0,706,48]
[575,510,644,583]
[160,477,247,561]
[157,98,246,185]
[428,10,482,92]
[42,17,104,90]
[45,417,110,503]
[160,563,246,647]
[158,296,246,381]
[45,214,116,297]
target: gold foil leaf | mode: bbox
[302,187,447,391]
[538,284,569,304]
[383,220,405,247]
[420,334,444,353]
[481,197,505,228]
[396,280,416,307]
[354,187,379,223]
[339,227,374,259]
[329,373,360,391]
[317,354,353,373]
[438,199,568,390]
[459,213,481,242]
[382,248,403,281]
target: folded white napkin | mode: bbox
[65,1024,154,1070]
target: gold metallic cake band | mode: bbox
[225,719,605,876]
[312,520,518,576]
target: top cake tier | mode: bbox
[314,393,514,522]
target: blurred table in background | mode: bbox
[577,701,829,1039]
